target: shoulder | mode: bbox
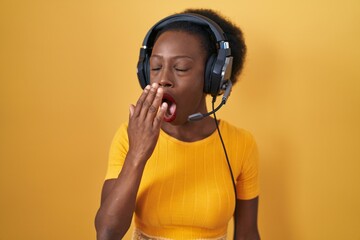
[220,119,256,145]
[219,119,258,164]
[116,122,129,135]
[112,122,129,140]
[109,122,129,152]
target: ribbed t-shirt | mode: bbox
[105,120,259,239]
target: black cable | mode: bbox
[211,97,237,240]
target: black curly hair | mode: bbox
[154,8,247,85]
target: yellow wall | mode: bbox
[1,0,359,239]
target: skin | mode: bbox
[95,31,260,240]
[149,30,216,141]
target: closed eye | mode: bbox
[175,68,189,72]
[151,67,161,71]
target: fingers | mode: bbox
[153,102,168,129]
[139,83,158,120]
[132,83,164,125]
[132,85,151,118]
[129,104,135,117]
[138,83,160,120]
[145,87,164,122]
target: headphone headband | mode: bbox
[142,13,228,47]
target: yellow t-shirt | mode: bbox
[105,120,259,239]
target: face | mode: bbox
[149,30,207,125]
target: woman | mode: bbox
[95,9,260,240]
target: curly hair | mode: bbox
[155,9,247,85]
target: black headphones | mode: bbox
[136,13,233,97]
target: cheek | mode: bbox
[182,76,204,96]
[149,71,158,84]
[190,66,206,90]
[195,71,205,93]
[185,78,205,103]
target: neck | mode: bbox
[161,116,218,142]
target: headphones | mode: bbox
[136,13,233,97]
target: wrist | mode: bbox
[125,149,148,169]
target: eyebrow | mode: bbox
[150,54,194,61]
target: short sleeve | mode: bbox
[104,122,129,180]
[236,134,260,200]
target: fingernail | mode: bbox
[152,83,157,88]
[157,87,163,93]
[129,105,134,116]
[144,85,151,92]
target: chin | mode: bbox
[164,115,194,126]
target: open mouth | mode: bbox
[162,93,177,122]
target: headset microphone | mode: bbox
[188,81,232,122]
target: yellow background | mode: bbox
[1,0,359,239]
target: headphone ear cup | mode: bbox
[137,48,149,89]
[138,55,150,89]
[144,56,150,87]
[204,54,216,94]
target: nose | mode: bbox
[158,67,174,88]
[159,79,173,88]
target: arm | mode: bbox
[95,83,167,240]
[95,154,147,240]
[234,197,260,240]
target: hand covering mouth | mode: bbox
[162,93,177,122]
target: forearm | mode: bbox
[235,231,260,240]
[95,154,146,240]
[235,198,260,240]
